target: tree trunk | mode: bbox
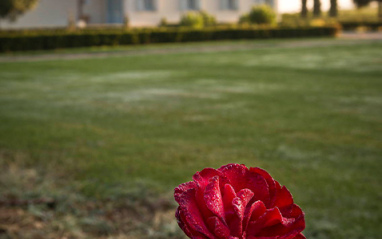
[313,0,321,17]
[379,0,382,21]
[301,0,308,18]
[329,0,338,17]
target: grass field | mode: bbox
[0,39,381,238]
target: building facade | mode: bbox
[1,0,278,29]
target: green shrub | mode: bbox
[339,21,382,31]
[179,11,216,28]
[179,12,204,29]
[239,14,250,25]
[0,26,340,52]
[279,13,341,28]
[199,11,217,27]
[246,5,276,25]
[159,17,168,27]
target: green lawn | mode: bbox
[0,39,381,238]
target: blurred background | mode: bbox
[0,0,381,238]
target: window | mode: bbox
[253,0,265,5]
[180,0,200,11]
[144,0,155,11]
[221,0,238,10]
[227,0,238,10]
[187,0,198,10]
[136,0,157,11]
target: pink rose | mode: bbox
[174,164,305,239]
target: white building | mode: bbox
[1,0,278,29]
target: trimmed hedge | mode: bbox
[0,26,339,52]
[340,21,382,31]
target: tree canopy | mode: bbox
[0,0,39,21]
[353,0,373,8]
[353,0,382,19]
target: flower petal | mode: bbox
[222,183,236,224]
[223,183,236,210]
[207,216,230,239]
[176,207,198,238]
[193,168,228,191]
[252,212,305,238]
[174,181,196,204]
[246,207,283,236]
[278,215,305,239]
[204,176,225,223]
[294,233,306,239]
[229,189,254,237]
[219,164,270,205]
[274,186,294,209]
[178,188,215,238]
[218,164,248,190]
[250,167,277,207]
[244,200,267,231]
[176,207,210,238]
[279,204,303,219]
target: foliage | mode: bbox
[242,5,277,25]
[279,16,340,28]
[285,6,381,21]
[281,7,381,28]
[179,11,216,28]
[199,10,217,27]
[0,0,39,21]
[159,17,168,27]
[179,12,204,28]
[239,14,250,25]
[340,6,380,21]
[280,13,310,27]
[0,26,339,52]
[340,20,382,30]
[353,0,373,7]
[353,0,382,20]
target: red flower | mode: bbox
[174,164,305,239]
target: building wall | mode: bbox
[125,0,181,27]
[0,0,278,29]
[203,0,259,23]
[84,0,106,24]
[1,0,78,29]
[126,0,277,27]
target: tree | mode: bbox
[301,0,308,18]
[329,0,338,17]
[353,0,372,7]
[313,0,322,17]
[353,0,382,20]
[0,0,39,21]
